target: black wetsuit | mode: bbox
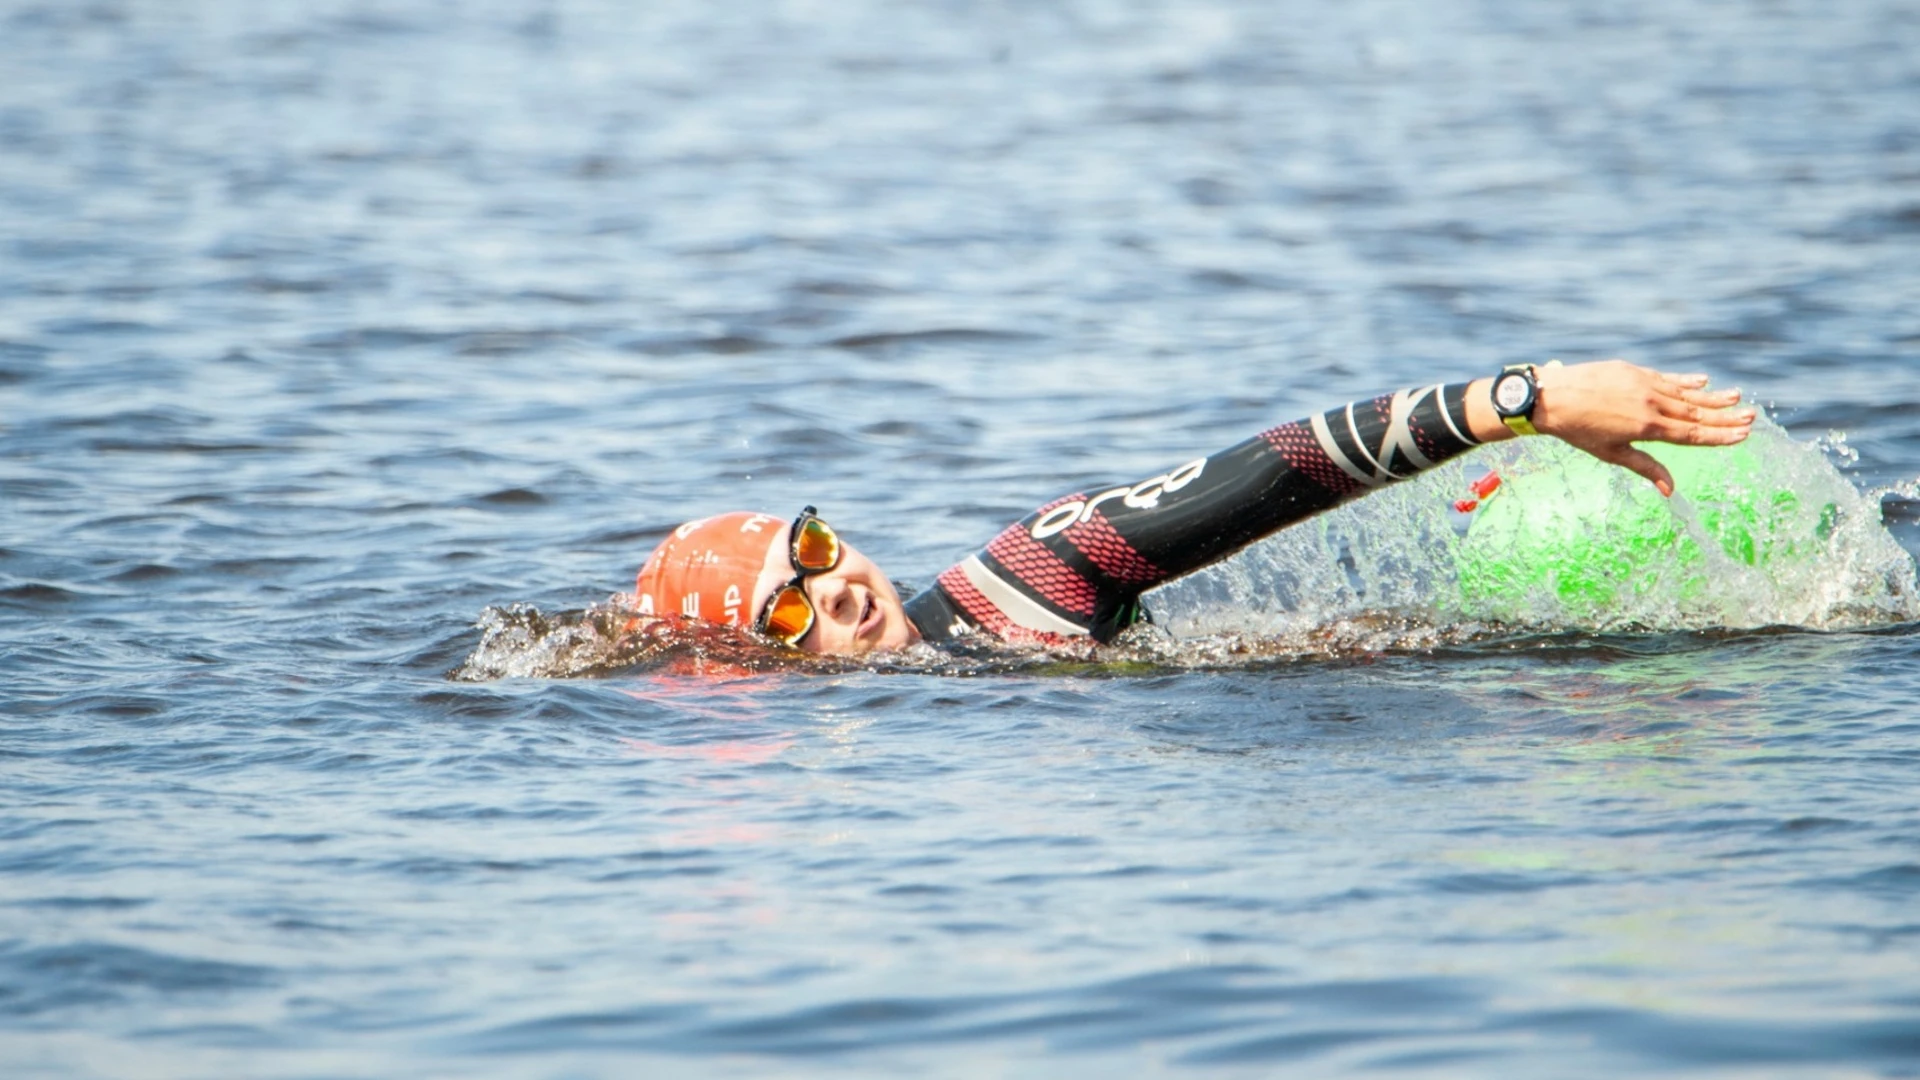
[902,383,1483,645]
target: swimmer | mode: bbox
[633,359,1754,655]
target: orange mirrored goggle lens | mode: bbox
[791,516,841,571]
[759,584,816,645]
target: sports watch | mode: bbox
[1490,361,1557,437]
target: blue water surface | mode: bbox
[5,1,1920,1076]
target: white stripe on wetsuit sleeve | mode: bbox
[958,556,1090,637]
[1311,411,1381,488]
[1435,383,1476,445]
[1384,387,1437,474]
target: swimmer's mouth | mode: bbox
[857,594,878,638]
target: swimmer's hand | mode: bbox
[1466,359,1756,497]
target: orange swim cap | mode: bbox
[635,512,785,629]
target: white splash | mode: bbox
[1147,418,1920,641]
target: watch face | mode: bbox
[1493,372,1532,414]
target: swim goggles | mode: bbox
[753,505,844,647]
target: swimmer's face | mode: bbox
[749,520,920,655]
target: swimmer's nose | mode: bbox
[809,573,856,624]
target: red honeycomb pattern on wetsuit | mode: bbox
[1259,421,1362,497]
[1064,510,1164,586]
[935,564,1071,647]
[985,524,1097,617]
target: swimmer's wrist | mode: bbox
[1466,362,1568,443]
[1463,376,1515,443]
[1527,360,1566,438]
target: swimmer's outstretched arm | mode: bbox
[903,359,1755,645]
[1462,359,1755,497]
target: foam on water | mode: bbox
[451,602,849,681]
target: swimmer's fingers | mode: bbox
[1594,444,1678,498]
[1653,373,1744,410]
[1650,392,1757,432]
[1643,415,1755,447]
